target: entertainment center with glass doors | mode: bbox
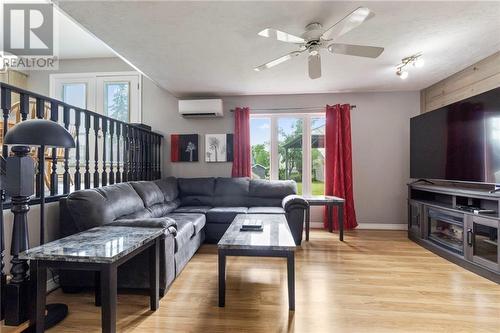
[408,182,499,283]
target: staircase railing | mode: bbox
[0,82,163,206]
[0,81,163,324]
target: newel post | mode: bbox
[4,145,33,325]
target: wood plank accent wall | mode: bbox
[420,51,500,113]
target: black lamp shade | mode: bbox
[4,119,75,148]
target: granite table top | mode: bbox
[301,195,345,204]
[218,214,296,251]
[20,226,164,264]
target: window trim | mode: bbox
[49,71,142,123]
[250,112,325,195]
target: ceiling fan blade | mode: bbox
[328,43,384,58]
[254,50,304,71]
[308,53,321,79]
[323,7,374,40]
[257,28,305,44]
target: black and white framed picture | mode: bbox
[205,134,233,162]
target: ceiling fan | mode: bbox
[254,7,384,79]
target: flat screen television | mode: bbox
[410,87,500,184]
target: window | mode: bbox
[250,118,271,180]
[103,82,129,122]
[50,72,141,122]
[50,72,141,188]
[278,117,303,194]
[250,113,325,195]
[311,117,325,195]
[62,83,87,108]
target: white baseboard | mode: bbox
[357,223,408,230]
[309,222,407,230]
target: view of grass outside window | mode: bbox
[311,117,326,195]
[250,114,326,195]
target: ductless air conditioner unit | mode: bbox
[179,99,223,117]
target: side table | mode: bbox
[302,195,345,241]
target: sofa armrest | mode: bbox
[282,195,309,211]
[107,217,177,236]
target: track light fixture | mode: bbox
[396,53,423,80]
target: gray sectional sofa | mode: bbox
[58,177,308,295]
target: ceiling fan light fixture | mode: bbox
[309,46,320,56]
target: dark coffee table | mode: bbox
[302,195,345,241]
[20,226,164,333]
[217,214,296,310]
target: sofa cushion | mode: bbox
[178,177,215,196]
[180,196,214,207]
[65,183,145,230]
[166,213,206,235]
[244,197,283,207]
[119,208,152,220]
[213,195,251,207]
[131,181,165,207]
[154,177,179,202]
[249,179,296,198]
[174,206,212,214]
[148,199,180,217]
[206,207,248,224]
[173,219,195,252]
[214,177,250,196]
[247,207,285,214]
[108,216,177,229]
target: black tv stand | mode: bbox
[408,182,499,283]
[409,179,435,185]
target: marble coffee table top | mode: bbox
[20,226,164,264]
[218,214,296,251]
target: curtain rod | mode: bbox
[230,105,356,112]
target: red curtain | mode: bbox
[324,104,357,230]
[170,134,180,162]
[231,107,251,177]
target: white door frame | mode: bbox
[49,71,142,123]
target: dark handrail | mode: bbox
[0,82,163,137]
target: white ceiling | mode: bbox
[56,1,500,97]
[55,6,116,59]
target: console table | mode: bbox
[302,195,345,241]
[20,226,164,333]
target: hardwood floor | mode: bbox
[2,230,499,333]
